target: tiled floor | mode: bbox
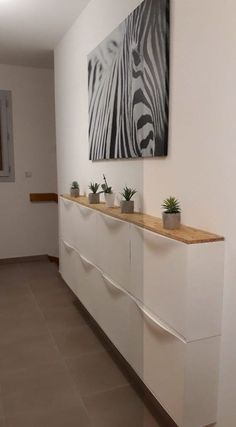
[0,260,164,426]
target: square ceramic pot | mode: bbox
[162,212,181,230]
[104,192,115,208]
[121,200,134,214]
[88,193,100,204]
[70,188,80,198]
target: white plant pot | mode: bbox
[104,192,115,208]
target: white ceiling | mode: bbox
[0,0,90,68]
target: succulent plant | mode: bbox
[121,186,137,201]
[89,182,100,194]
[71,181,79,189]
[162,197,181,214]
[101,175,112,194]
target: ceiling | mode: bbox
[0,0,90,69]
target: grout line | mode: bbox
[63,348,107,363]
[80,383,130,400]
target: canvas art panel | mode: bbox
[88,0,170,160]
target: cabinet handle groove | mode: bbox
[101,273,124,294]
[134,300,186,343]
[100,213,124,228]
[79,253,95,269]
[76,203,93,216]
[62,198,73,208]
[101,271,186,343]
[62,241,74,253]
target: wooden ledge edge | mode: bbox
[30,193,58,203]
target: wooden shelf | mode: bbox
[30,193,58,203]
[62,195,224,245]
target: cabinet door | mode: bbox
[59,198,77,248]
[186,241,224,341]
[130,226,187,338]
[183,336,220,427]
[96,213,131,289]
[127,298,219,427]
[143,308,185,426]
[90,270,130,360]
[59,240,78,295]
[75,252,100,318]
[73,203,98,266]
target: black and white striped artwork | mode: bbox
[88,0,170,160]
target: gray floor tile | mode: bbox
[43,305,86,332]
[0,264,27,287]
[0,309,47,340]
[0,261,165,427]
[53,325,106,358]
[84,385,161,427]
[29,275,67,295]
[34,287,76,313]
[0,332,61,373]
[6,406,91,427]
[0,293,36,311]
[0,398,4,418]
[1,362,80,417]
[66,350,128,397]
[19,261,58,281]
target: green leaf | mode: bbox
[161,196,181,214]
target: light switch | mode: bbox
[25,171,32,178]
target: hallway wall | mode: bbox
[0,64,58,258]
[54,0,236,425]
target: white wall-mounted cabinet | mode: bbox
[96,212,131,289]
[74,203,98,266]
[59,239,79,295]
[130,225,224,342]
[60,197,98,265]
[59,196,224,427]
[59,197,77,248]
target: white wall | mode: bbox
[0,64,58,259]
[54,0,236,425]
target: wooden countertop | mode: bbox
[61,195,224,245]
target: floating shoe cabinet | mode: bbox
[59,195,225,427]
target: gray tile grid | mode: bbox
[0,260,162,427]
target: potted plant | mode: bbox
[101,175,115,207]
[120,186,137,213]
[70,181,80,198]
[162,196,181,230]
[88,182,100,204]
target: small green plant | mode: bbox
[89,182,100,194]
[162,197,181,214]
[71,181,79,190]
[121,186,137,201]
[101,175,112,194]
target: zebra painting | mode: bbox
[88,0,170,160]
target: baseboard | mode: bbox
[0,255,59,265]
[73,297,177,427]
[48,255,59,265]
[0,255,48,265]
